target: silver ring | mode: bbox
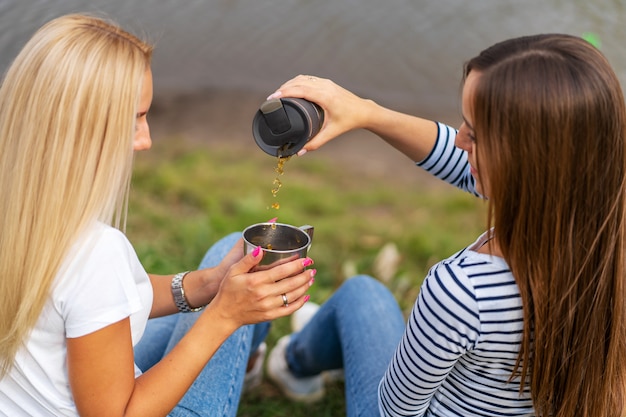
[281,293,289,307]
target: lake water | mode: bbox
[1,0,624,116]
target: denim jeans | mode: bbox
[286,275,405,417]
[134,232,269,417]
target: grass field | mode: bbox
[126,138,486,416]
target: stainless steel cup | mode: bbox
[243,222,314,269]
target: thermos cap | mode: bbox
[252,98,324,157]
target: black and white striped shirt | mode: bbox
[378,123,534,416]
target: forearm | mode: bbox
[148,269,222,318]
[126,305,238,416]
[68,310,236,417]
[362,99,439,163]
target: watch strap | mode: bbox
[171,271,204,313]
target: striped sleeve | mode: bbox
[378,260,481,417]
[416,123,480,197]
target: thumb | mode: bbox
[230,245,263,275]
[300,122,345,154]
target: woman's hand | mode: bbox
[267,75,378,155]
[268,75,439,162]
[208,246,315,329]
[214,238,245,276]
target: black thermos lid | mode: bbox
[252,98,324,157]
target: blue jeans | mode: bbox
[134,232,269,417]
[287,275,405,417]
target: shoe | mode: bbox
[290,301,320,332]
[242,342,266,392]
[266,335,325,403]
[290,302,344,384]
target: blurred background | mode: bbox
[1,0,624,120]
[3,0,623,181]
[2,2,624,414]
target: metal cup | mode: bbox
[243,222,314,269]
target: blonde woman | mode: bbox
[0,14,314,416]
[266,34,626,416]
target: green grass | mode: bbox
[126,138,486,415]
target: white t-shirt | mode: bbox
[0,223,153,416]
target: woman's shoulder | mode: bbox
[425,236,521,326]
[416,236,521,345]
[445,231,508,268]
[91,221,131,244]
[75,222,135,261]
[424,235,515,305]
[55,223,139,288]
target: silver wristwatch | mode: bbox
[171,271,204,313]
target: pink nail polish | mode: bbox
[304,295,310,303]
[252,246,261,257]
[268,217,278,223]
[302,258,313,267]
[309,276,315,287]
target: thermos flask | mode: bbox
[252,97,324,157]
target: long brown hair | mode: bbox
[0,14,153,377]
[466,34,626,416]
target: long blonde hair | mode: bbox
[468,35,626,416]
[0,14,153,377]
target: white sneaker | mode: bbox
[266,335,325,403]
[290,301,320,332]
[242,342,266,392]
[290,302,345,384]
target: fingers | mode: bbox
[268,270,315,318]
[212,255,316,326]
[250,255,316,311]
[251,254,299,272]
[276,292,311,316]
[228,244,265,275]
[273,266,316,308]
[267,74,329,102]
[300,123,337,152]
[230,250,314,292]
[267,74,366,156]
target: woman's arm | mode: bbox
[268,75,439,162]
[271,76,484,197]
[67,249,315,417]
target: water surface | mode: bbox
[1,0,623,115]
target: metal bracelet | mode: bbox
[171,271,204,313]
